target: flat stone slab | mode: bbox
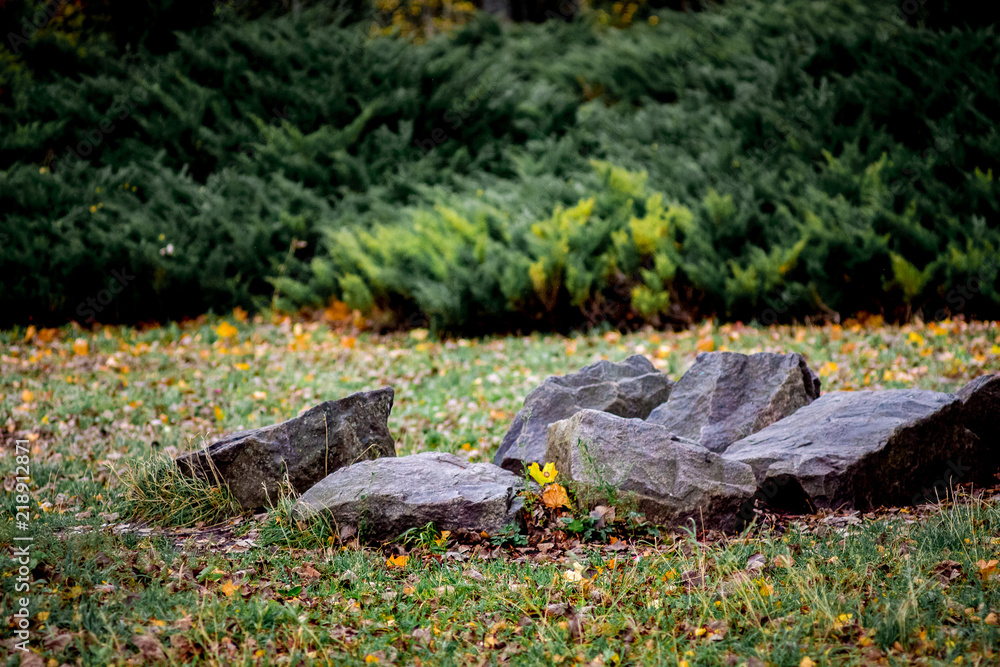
[647,351,820,453]
[292,452,525,540]
[724,389,983,511]
[547,410,757,533]
[494,355,673,473]
[177,388,395,509]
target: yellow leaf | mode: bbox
[214,406,225,421]
[72,338,89,356]
[67,585,83,599]
[220,580,239,597]
[542,483,571,509]
[365,655,380,664]
[215,321,238,339]
[233,362,249,371]
[36,611,50,621]
[527,462,558,485]
[800,658,816,667]
[387,554,409,568]
[977,559,998,579]
[21,390,34,403]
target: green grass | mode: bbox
[2,316,1000,665]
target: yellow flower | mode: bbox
[527,462,558,485]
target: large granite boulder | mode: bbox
[546,410,757,533]
[646,351,820,453]
[494,355,673,473]
[177,388,395,509]
[292,452,524,540]
[724,390,984,512]
[956,374,1000,448]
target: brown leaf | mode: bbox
[170,634,201,663]
[295,564,322,579]
[681,570,706,589]
[18,652,45,667]
[134,634,166,662]
[42,633,74,654]
[933,560,963,584]
[745,553,766,572]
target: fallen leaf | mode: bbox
[134,635,166,662]
[220,580,239,597]
[387,554,409,568]
[746,553,766,571]
[933,560,963,584]
[215,321,238,339]
[542,483,571,509]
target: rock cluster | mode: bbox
[176,351,999,539]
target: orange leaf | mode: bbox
[977,559,998,579]
[542,483,571,509]
[72,338,89,356]
[387,554,409,569]
[215,321,238,339]
[220,580,239,597]
[696,337,715,353]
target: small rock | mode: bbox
[292,452,524,540]
[495,355,673,473]
[176,388,395,509]
[546,410,757,533]
[725,389,984,511]
[647,351,820,452]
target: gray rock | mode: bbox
[646,351,820,453]
[546,410,757,533]
[956,374,1000,448]
[176,388,395,509]
[292,452,524,540]
[724,390,984,512]
[494,355,673,473]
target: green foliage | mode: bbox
[2,0,999,328]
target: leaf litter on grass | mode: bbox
[2,314,1000,665]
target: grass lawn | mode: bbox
[3,315,1000,666]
